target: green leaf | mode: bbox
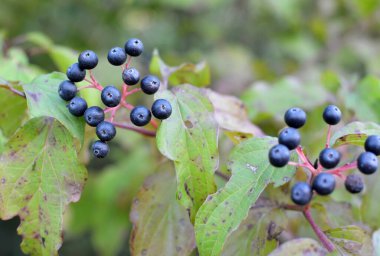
[150,49,210,87]
[156,84,218,221]
[325,225,374,255]
[23,72,85,144]
[372,229,380,256]
[221,199,286,256]
[268,238,327,256]
[130,170,196,256]
[330,121,380,147]
[0,117,87,256]
[48,46,77,72]
[194,137,296,256]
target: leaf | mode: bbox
[150,49,211,87]
[330,121,380,147]
[155,84,218,221]
[268,238,327,256]
[221,199,286,256]
[0,117,87,256]
[325,225,374,255]
[130,170,196,256]
[372,229,380,256]
[23,72,85,144]
[194,137,296,256]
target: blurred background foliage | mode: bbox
[1,0,380,255]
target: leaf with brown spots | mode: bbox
[330,121,380,147]
[155,84,219,222]
[0,117,87,256]
[268,238,327,256]
[130,170,196,256]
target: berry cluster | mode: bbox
[58,38,172,158]
[268,105,379,206]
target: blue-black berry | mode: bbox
[67,96,88,116]
[58,80,77,101]
[291,182,312,206]
[312,173,335,195]
[92,140,109,158]
[107,47,127,66]
[141,75,160,94]
[96,121,116,141]
[365,135,380,156]
[130,106,152,127]
[284,107,307,128]
[268,144,290,167]
[319,148,341,169]
[84,106,105,127]
[101,86,121,107]
[323,105,341,125]
[357,151,378,175]
[345,174,364,194]
[122,68,140,85]
[151,99,172,120]
[124,38,144,57]
[78,50,98,70]
[278,127,301,150]
[67,63,86,82]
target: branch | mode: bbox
[0,84,26,98]
[111,122,156,137]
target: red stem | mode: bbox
[326,162,357,176]
[0,84,25,98]
[111,122,156,137]
[295,147,317,174]
[325,125,332,148]
[303,207,335,252]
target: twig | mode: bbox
[0,84,26,98]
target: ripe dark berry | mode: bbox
[365,135,380,156]
[130,106,152,127]
[92,140,109,158]
[312,173,335,195]
[101,86,121,107]
[96,121,116,141]
[141,75,160,94]
[278,127,301,150]
[84,106,105,127]
[58,80,77,101]
[124,38,144,57]
[66,63,86,82]
[78,50,98,70]
[67,96,88,117]
[323,105,341,125]
[319,148,341,169]
[268,144,290,167]
[122,68,140,85]
[291,182,312,206]
[151,99,172,120]
[345,174,364,194]
[284,107,307,128]
[107,47,127,66]
[357,152,378,175]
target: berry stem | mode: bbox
[325,125,332,148]
[150,119,159,129]
[111,122,156,137]
[295,146,317,174]
[88,70,103,90]
[125,88,141,96]
[303,206,335,252]
[125,56,132,69]
[0,84,26,98]
[326,162,357,176]
[288,161,311,168]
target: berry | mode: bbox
[122,68,140,85]
[151,99,172,120]
[130,106,152,127]
[312,173,336,195]
[278,127,301,150]
[96,121,116,141]
[92,140,109,158]
[101,86,121,107]
[124,38,144,57]
[141,75,160,94]
[319,148,341,169]
[284,107,307,128]
[345,174,364,194]
[364,135,380,156]
[84,106,105,127]
[357,151,378,175]
[291,182,312,206]
[66,63,86,82]
[67,96,88,116]
[78,50,98,70]
[323,105,341,125]
[268,144,290,167]
[107,47,127,66]
[58,80,77,101]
